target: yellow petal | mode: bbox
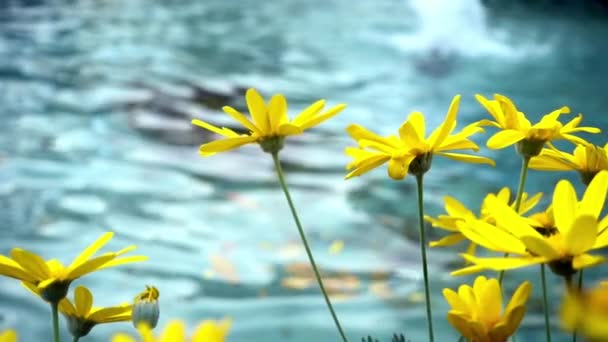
[245,88,269,133]
[292,99,325,125]
[504,281,532,313]
[564,215,598,255]
[398,112,426,147]
[58,297,77,316]
[192,119,240,138]
[344,155,391,179]
[67,254,115,279]
[459,220,528,254]
[501,305,526,338]
[443,288,469,314]
[387,155,415,180]
[111,334,137,342]
[529,155,575,171]
[89,305,132,323]
[580,170,608,219]
[436,152,495,166]
[70,232,114,271]
[428,95,460,149]
[520,235,560,259]
[221,106,261,134]
[0,330,17,342]
[97,255,148,271]
[429,233,465,247]
[486,130,526,149]
[198,136,258,156]
[74,286,93,317]
[277,123,302,136]
[346,124,395,146]
[267,94,288,132]
[552,179,577,235]
[478,278,502,326]
[447,312,474,341]
[299,104,346,130]
[0,255,38,282]
[572,254,605,269]
[451,264,487,276]
[460,254,546,271]
[10,249,51,281]
[160,320,186,342]
[192,319,232,341]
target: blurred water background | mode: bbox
[0,0,607,341]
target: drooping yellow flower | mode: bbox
[0,330,17,342]
[132,286,160,329]
[561,281,608,340]
[530,143,608,185]
[111,319,231,342]
[453,170,608,276]
[476,94,600,156]
[56,286,132,339]
[345,95,495,180]
[191,88,346,155]
[426,187,542,253]
[444,276,531,342]
[0,232,147,303]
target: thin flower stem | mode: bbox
[415,174,434,342]
[271,152,348,342]
[73,337,79,342]
[541,264,552,342]
[51,302,61,342]
[498,156,530,284]
[571,270,584,342]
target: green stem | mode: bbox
[571,271,584,342]
[271,152,348,342]
[541,264,552,342]
[73,337,79,342]
[415,174,434,342]
[498,156,530,285]
[51,301,61,342]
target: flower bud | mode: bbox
[132,286,160,329]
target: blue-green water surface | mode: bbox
[0,0,607,341]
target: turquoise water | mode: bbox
[0,0,607,341]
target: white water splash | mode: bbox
[391,0,553,59]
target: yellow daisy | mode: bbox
[345,95,494,180]
[111,319,231,342]
[530,143,608,185]
[58,286,131,339]
[561,281,608,341]
[444,276,531,342]
[453,170,608,277]
[475,93,600,156]
[191,88,346,156]
[0,232,147,303]
[426,187,542,253]
[0,330,17,342]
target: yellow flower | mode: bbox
[191,88,346,155]
[0,232,147,303]
[345,95,494,180]
[426,187,542,254]
[444,276,531,342]
[561,281,608,341]
[111,319,231,342]
[0,330,17,342]
[530,143,608,185]
[58,286,132,338]
[476,94,600,156]
[453,170,608,277]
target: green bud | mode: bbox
[516,139,545,158]
[132,286,160,329]
[259,136,284,154]
[408,153,433,176]
[40,280,71,304]
[65,316,95,338]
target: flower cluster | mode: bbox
[2,88,605,342]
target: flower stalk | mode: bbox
[271,152,348,342]
[415,173,434,342]
[51,301,61,342]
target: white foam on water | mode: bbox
[389,0,553,60]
